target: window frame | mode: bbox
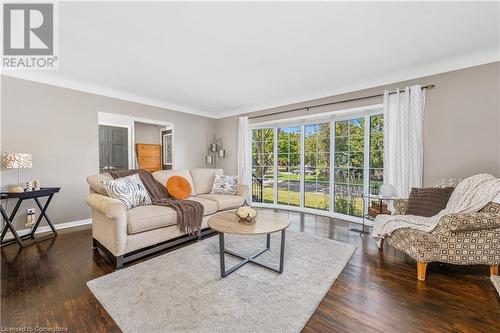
[249,104,383,224]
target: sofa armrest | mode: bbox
[236,184,249,198]
[86,193,127,219]
[393,199,409,215]
[434,212,500,233]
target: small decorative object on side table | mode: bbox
[0,187,61,248]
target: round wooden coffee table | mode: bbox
[208,209,290,278]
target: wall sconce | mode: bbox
[206,137,226,166]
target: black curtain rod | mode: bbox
[249,84,435,120]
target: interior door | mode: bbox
[99,125,128,173]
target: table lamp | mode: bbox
[2,153,32,192]
[380,184,395,198]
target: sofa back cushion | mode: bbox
[190,168,223,194]
[406,187,454,217]
[152,169,196,195]
[86,173,113,196]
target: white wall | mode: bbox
[134,122,163,145]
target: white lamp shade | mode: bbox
[218,149,226,158]
[2,153,32,168]
[380,184,395,197]
[206,155,214,164]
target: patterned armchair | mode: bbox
[383,200,500,281]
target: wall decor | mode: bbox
[206,137,226,166]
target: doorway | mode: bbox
[161,129,173,170]
[99,125,129,173]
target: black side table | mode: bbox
[0,187,61,248]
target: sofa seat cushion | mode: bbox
[197,194,245,210]
[187,197,218,215]
[127,205,177,235]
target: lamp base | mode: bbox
[8,186,24,193]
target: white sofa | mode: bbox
[86,168,248,268]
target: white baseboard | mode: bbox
[3,218,92,240]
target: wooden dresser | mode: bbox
[135,143,161,172]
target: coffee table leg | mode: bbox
[219,233,226,278]
[279,229,286,273]
[219,230,287,277]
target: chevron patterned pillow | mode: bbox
[210,175,238,195]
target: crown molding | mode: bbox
[2,47,499,120]
[215,48,500,119]
[1,71,215,119]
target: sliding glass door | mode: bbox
[304,123,330,210]
[369,114,384,195]
[252,128,274,203]
[277,127,301,206]
[250,108,383,220]
[333,118,364,217]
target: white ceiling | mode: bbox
[4,2,499,118]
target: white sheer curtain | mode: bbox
[237,116,250,186]
[383,85,426,198]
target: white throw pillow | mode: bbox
[211,175,238,195]
[104,174,152,209]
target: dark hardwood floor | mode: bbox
[2,210,499,332]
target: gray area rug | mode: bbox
[492,275,500,296]
[87,230,356,333]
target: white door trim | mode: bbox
[98,112,175,170]
[97,112,133,171]
[133,117,174,169]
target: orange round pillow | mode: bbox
[166,176,192,199]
